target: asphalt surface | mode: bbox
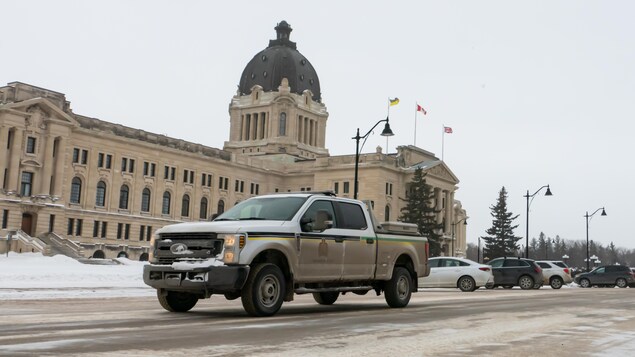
[1,287,634,356]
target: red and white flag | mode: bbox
[444,126,453,134]
[416,104,427,115]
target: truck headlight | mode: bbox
[219,234,246,264]
[148,232,158,262]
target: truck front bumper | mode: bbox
[143,264,249,293]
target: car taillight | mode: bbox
[535,267,542,274]
[564,268,570,274]
[479,267,490,272]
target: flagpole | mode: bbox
[441,124,445,161]
[387,99,390,153]
[414,103,417,147]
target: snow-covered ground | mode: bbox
[0,252,154,300]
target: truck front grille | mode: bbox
[155,232,223,264]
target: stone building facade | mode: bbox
[0,21,467,260]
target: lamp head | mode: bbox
[463,219,468,225]
[601,208,607,216]
[381,119,394,137]
[545,185,553,196]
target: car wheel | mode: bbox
[458,276,476,292]
[550,276,564,289]
[579,278,591,288]
[157,290,198,312]
[313,291,339,305]
[384,267,412,308]
[241,263,285,317]
[616,278,628,288]
[518,275,534,290]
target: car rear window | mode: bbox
[553,262,568,268]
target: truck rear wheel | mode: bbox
[157,290,198,312]
[313,291,339,305]
[384,267,412,308]
[241,263,285,317]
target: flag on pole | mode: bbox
[444,126,453,134]
[389,98,400,106]
[416,104,427,115]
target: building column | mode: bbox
[0,126,7,186]
[7,128,23,192]
[434,188,443,224]
[444,190,452,234]
[38,134,55,195]
[243,114,250,141]
[239,115,244,140]
[52,137,66,196]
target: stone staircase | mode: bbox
[37,232,85,259]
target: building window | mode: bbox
[200,197,208,219]
[101,222,107,238]
[219,176,229,190]
[141,188,151,212]
[385,205,391,221]
[181,194,190,217]
[129,159,135,173]
[93,221,100,238]
[121,158,127,172]
[98,153,104,168]
[162,191,171,215]
[139,225,146,241]
[279,112,287,136]
[67,218,75,235]
[106,154,112,169]
[150,163,156,177]
[119,185,129,210]
[2,210,8,229]
[20,172,33,196]
[81,150,88,165]
[184,169,193,184]
[146,226,152,241]
[217,200,225,215]
[334,182,339,194]
[202,173,213,187]
[73,148,80,163]
[124,223,130,240]
[117,223,123,239]
[95,181,106,207]
[343,181,350,194]
[144,162,149,176]
[26,137,36,154]
[384,182,393,196]
[70,177,82,203]
[76,219,83,236]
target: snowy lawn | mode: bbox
[0,252,154,299]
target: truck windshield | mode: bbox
[214,196,308,221]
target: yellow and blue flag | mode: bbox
[389,98,399,106]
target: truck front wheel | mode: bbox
[384,267,412,308]
[241,263,285,317]
[157,290,198,312]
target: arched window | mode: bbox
[384,205,391,222]
[95,181,107,207]
[181,194,190,217]
[70,177,82,204]
[141,188,151,212]
[119,185,129,210]
[199,197,208,219]
[217,200,225,215]
[162,191,171,215]
[279,112,287,136]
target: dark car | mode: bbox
[486,257,544,290]
[574,265,635,288]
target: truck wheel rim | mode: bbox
[259,275,280,307]
[397,276,409,298]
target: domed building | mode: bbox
[0,21,467,260]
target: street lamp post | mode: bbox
[524,185,553,258]
[352,117,394,200]
[451,218,468,257]
[585,207,607,271]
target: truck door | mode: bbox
[334,201,377,280]
[296,200,344,282]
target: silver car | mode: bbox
[536,260,573,289]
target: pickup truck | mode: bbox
[143,191,429,317]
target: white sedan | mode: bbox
[419,257,495,292]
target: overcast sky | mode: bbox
[3,1,633,250]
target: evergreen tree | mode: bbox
[480,186,522,259]
[399,167,444,256]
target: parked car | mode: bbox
[574,265,635,288]
[485,257,544,290]
[536,260,573,289]
[418,257,494,292]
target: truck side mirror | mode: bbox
[313,210,333,232]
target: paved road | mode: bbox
[1,287,634,356]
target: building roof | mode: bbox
[238,21,322,102]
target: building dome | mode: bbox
[238,21,322,102]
